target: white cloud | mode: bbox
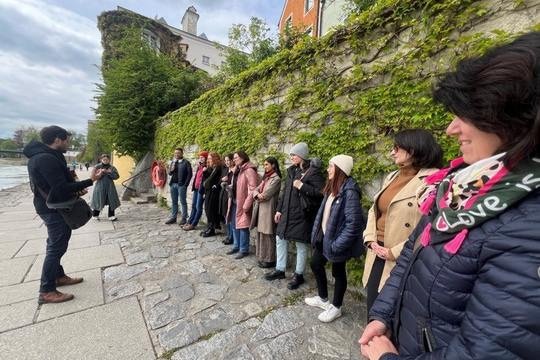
[0,0,101,138]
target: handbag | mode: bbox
[36,185,92,230]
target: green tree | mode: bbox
[79,121,110,163]
[216,17,278,81]
[12,126,39,147]
[0,138,18,150]
[95,28,209,160]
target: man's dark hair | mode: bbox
[433,31,540,166]
[393,129,443,169]
[40,125,71,145]
[175,148,183,152]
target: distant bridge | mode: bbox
[0,149,25,157]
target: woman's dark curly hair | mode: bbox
[433,31,540,166]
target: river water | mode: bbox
[0,164,29,191]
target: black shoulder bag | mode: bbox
[35,185,92,230]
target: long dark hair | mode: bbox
[393,129,443,169]
[323,165,348,196]
[264,156,282,179]
[235,151,250,165]
[433,31,540,166]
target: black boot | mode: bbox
[265,269,285,281]
[287,273,304,290]
[222,237,233,245]
[202,226,216,237]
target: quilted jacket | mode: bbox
[370,190,540,359]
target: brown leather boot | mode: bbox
[56,275,84,287]
[38,290,74,304]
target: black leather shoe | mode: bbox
[202,228,216,237]
[164,218,176,225]
[258,261,275,269]
[235,252,249,260]
[265,270,285,281]
[226,249,239,255]
[222,237,233,245]
[287,273,304,290]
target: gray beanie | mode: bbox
[289,142,309,160]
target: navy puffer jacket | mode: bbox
[370,190,540,359]
[311,177,366,262]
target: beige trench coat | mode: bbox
[362,168,437,291]
[250,173,281,234]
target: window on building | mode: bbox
[304,26,313,37]
[305,0,314,13]
[142,30,160,52]
[202,56,210,65]
[285,16,292,30]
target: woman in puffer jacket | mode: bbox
[359,31,540,360]
[305,155,366,323]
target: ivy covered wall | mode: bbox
[156,0,539,193]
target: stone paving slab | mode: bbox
[37,268,104,322]
[25,244,123,281]
[0,227,48,243]
[0,278,39,306]
[0,240,25,260]
[0,299,36,333]
[72,219,115,235]
[0,210,37,223]
[15,232,100,257]
[0,297,156,360]
[0,256,36,287]
[0,219,43,231]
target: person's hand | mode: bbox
[258,193,266,201]
[359,320,387,346]
[221,176,228,182]
[361,335,398,359]
[293,179,303,189]
[91,169,103,181]
[371,243,393,260]
[274,212,282,223]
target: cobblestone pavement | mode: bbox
[0,179,366,359]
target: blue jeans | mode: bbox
[276,235,308,274]
[230,204,249,253]
[39,212,71,292]
[231,204,240,250]
[170,183,188,221]
[187,189,204,226]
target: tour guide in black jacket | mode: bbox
[23,125,99,305]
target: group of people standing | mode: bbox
[164,142,370,323]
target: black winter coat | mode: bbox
[204,165,225,226]
[276,159,325,243]
[371,190,540,360]
[23,140,92,214]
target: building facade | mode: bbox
[278,0,321,37]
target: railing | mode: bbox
[121,166,151,193]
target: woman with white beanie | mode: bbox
[305,154,366,322]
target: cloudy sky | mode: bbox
[0,0,283,139]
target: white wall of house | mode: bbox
[172,30,225,75]
[320,0,348,36]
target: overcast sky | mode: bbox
[0,0,283,139]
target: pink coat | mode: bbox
[235,162,260,229]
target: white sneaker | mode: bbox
[305,295,330,310]
[108,216,117,221]
[318,304,342,323]
[92,216,99,221]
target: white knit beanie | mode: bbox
[289,142,309,160]
[330,155,353,176]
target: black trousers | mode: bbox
[310,245,347,308]
[39,212,71,292]
[366,255,385,314]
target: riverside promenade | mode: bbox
[0,170,366,359]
